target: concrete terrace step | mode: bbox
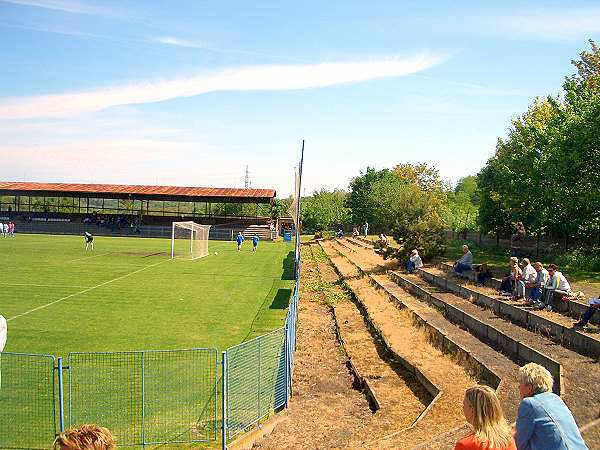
[393,269,600,428]
[425,267,600,357]
[320,242,481,449]
[439,261,596,325]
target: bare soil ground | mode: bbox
[253,246,371,450]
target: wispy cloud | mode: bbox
[0,0,114,15]
[0,53,451,119]
[155,36,208,49]
[490,8,600,40]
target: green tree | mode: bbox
[301,189,350,231]
[346,167,391,226]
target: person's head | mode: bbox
[462,385,511,448]
[518,363,554,399]
[509,256,518,267]
[53,424,115,450]
[480,263,488,270]
[547,263,558,275]
[411,249,418,256]
[238,231,242,235]
[534,261,544,272]
[462,244,469,253]
[522,258,530,266]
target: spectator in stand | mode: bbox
[455,385,515,450]
[336,228,344,238]
[475,263,493,286]
[406,249,423,274]
[526,262,549,307]
[515,363,587,450]
[573,297,600,329]
[499,257,520,296]
[542,264,571,311]
[510,221,526,258]
[377,233,388,248]
[515,258,536,299]
[454,245,473,275]
[53,424,116,450]
[352,226,359,237]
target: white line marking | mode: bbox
[7,258,170,322]
[0,283,91,289]
[66,252,111,263]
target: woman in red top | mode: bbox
[455,385,516,450]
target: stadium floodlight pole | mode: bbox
[294,140,304,275]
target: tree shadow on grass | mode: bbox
[269,288,292,309]
[281,251,295,280]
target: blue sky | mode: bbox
[1,1,600,196]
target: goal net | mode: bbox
[171,221,211,260]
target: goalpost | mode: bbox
[171,221,211,260]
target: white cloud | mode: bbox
[155,36,208,49]
[0,53,451,119]
[0,0,111,15]
[491,8,600,40]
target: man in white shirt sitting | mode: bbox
[406,249,423,273]
[542,264,571,311]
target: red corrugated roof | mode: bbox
[0,181,276,199]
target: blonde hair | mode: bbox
[518,363,554,394]
[464,385,512,449]
[54,424,116,450]
[509,257,518,266]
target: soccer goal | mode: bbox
[171,221,211,260]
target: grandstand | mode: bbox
[0,181,278,240]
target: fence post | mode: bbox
[284,323,289,408]
[141,351,146,446]
[57,357,65,432]
[221,351,227,450]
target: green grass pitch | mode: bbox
[1,233,295,356]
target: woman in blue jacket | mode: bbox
[515,363,587,450]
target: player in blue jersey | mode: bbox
[252,234,260,252]
[236,231,244,251]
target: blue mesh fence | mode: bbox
[0,352,57,449]
[225,328,286,441]
[0,253,300,449]
[68,348,217,446]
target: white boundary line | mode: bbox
[7,258,170,322]
[65,252,111,263]
[0,283,92,289]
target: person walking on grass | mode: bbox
[515,363,587,449]
[84,232,94,251]
[236,231,244,251]
[252,234,260,252]
[363,221,369,237]
[455,385,516,450]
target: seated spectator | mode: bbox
[336,228,344,238]
[53,424,116,450]
[498,257,520,296]
[515,258,536,299]
[454,245,473,275]
[475,263,493,286]
[377,233,388,248]
[515,363,587,450]
[352,227,359,237]
[542,264,571,311]
[406,249,423,274]
[455,385,515,450]
[573,297,600,329]
[526,262,549,307]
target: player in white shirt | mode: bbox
[2,223,8,238]
[0,223,4,238]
